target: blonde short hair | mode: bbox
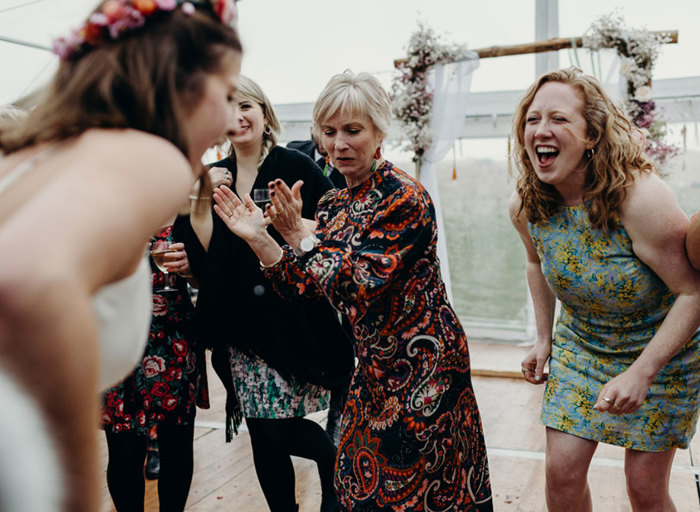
[313,70,391,140]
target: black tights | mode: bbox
[246,417,338,512]
[105,423,195,512]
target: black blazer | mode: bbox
[287,139,347,189]
[178,146,354,390]
[287,139,315,159]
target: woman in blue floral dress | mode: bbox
[212,71,492,512]
[510,68,700,511]
[102,224,208,511]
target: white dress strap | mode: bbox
[0,145,59,197]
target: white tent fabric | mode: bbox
[419,54,479,300]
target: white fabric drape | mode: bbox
[420,54,479,300]
[568,47,622,100]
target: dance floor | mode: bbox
[98,341,700,511]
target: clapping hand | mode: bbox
[267,179,305,238]
[213,186,267,241]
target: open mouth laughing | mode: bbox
[536,145,559,165]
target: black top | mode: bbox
[177,146,353,390]
[286,139,315,159]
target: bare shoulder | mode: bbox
[508,190,527,231]
[508,190,523,216]
[619,170,688,250]
[619,170,689,222]
[78,129,190,175]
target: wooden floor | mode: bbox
[98,341,700,511]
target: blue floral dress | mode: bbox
[529,204,700,451]
[264,162,492,512]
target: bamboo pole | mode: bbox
[394,30,678,67]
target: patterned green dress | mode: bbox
[229,348,328,418]
[529,204,700,451]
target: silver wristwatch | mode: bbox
[293,234,320,257]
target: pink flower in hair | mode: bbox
[155,0,177,9]
[102,0,127,22]
[89,13,110,27]
[181,2,195,15]
[52,0,236,59]
[52,35,76,60]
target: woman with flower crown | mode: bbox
[0,1,241,510]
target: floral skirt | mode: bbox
[229,347,329,418]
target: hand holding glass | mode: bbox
[151,240,177,292]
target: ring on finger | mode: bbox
[603,396,619,408]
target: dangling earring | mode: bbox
[264,125,272,136]
[585,147,595,160]
[323,155,331,177]
[370,146,381,172]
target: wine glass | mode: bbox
[151,240,177,292]
[253,188,271,210]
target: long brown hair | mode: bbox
[513,67,655,230]
[0,5,241,161]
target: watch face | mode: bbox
[300,236,315,251]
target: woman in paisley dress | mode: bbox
[102,224,207,511]
[212,70,492,512]
[509,68,700,511]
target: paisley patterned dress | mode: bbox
[102,226,209,435]
[264,162,492,511]
[529,205,700,451]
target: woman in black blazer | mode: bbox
[178,76,352,512]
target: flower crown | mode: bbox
[52,0,236,60]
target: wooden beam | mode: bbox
[394,30,678,67]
